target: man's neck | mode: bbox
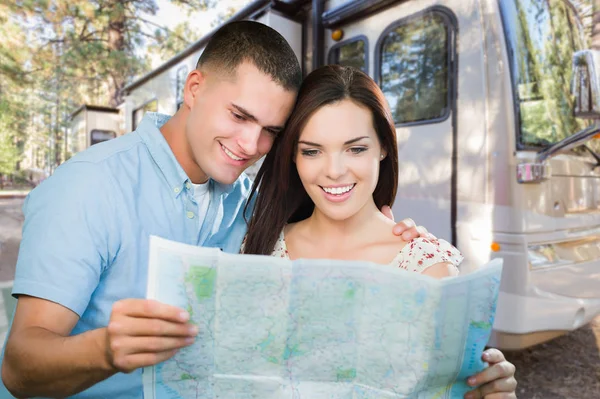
[159,110,208,184]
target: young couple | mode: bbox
[0,21,516,399]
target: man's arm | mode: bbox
[2,296,114,398]
[2,296,197,398]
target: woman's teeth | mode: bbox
[222,145,244,161]
[322,184,355,195]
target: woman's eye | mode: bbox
[301,149,319,157]
[349,147,368,154]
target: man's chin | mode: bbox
[208,169,244,185]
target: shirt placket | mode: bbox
[179,180,200,245]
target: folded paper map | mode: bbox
[143,236,503,399]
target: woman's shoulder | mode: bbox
[393,237,463,274]
[272,229,290,258]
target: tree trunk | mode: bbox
[108,1,127,107]
[593,0,600,50]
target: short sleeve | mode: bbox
[12,161,119,317]
[397,237,464,274]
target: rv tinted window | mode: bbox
[379,13,450,124]
[329,38,367,72]
[500,0,591,149]
[90,129,116,146]
[133,99,158,131]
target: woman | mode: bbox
[243,65,516,398]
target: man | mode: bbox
[1,21,515,398]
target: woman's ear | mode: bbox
[380,149,387,161]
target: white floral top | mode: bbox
[270,231,464,273]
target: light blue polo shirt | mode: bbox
[0,113,253,398]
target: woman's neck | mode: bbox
[302,198,386,247]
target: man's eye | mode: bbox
[301,149,319,157]
[232,112,245,121]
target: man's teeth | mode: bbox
[222,145,244,161]
[322,184,354,195]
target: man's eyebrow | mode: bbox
[231,103,285,132]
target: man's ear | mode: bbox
[183,69,205,109]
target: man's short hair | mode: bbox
[196,20,302,92]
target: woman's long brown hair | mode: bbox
[243,65,398,255]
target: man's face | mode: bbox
[185,62,297,185]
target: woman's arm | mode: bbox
[421,262,459,279]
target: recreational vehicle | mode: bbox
[75,0,600,350]
[67,104,121,158]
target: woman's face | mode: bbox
[295,99,385,221]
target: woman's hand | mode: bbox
[381,205,436,241]
[464,348,517,398]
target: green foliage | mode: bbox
[0,100,23,176]
[0,0,238,175]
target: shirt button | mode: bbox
[174,187,181,194]
[185,182,191,190]
[186,211,195,219]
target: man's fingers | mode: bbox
[112,349,179,373]
[108,317,198,338]
[113,299,190,323]
[392,218,415,236]
[111,335,195,356]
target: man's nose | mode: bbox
[237,125,262,156]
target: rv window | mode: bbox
[176,65,188,110]
[329,37,368,72]
[500,0,592,149]
[90,129,116,146]
[133,99,158,130]
[378,12,451,124]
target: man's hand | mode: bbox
[381,205,435,241]
[464,348,517,399]
[106,299,198,373]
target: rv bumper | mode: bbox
[489,289,600,350]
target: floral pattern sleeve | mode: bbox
[396,237,464,274]
[239,231,289,257]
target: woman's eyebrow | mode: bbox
[298,140,322,147]
[344,136,370,145]
[298,136,370,147]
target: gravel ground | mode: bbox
[504,316,600,399]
